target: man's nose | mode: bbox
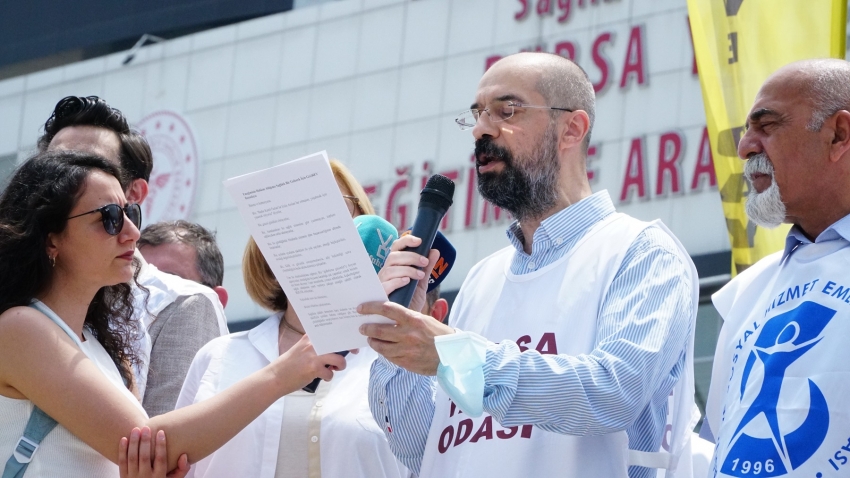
[737,128,760,161]
[472,112,499,141]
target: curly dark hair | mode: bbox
[0,150,142,388]
[37,96,153,182]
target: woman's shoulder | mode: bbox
[0,305,54,338]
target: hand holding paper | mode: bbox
[224,151,392,354]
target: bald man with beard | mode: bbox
[359,53,700,478]
[705,59,850,478]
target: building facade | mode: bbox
[4,0,840,411]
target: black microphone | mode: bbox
[387,174,455,308]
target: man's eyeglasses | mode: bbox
[343,195,361,217]
[455,101,574,130]
[68,203,142,236]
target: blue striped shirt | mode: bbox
[369,190,694,478]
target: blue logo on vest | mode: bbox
[721,301,835,477]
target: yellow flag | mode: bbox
[687,0,846,275]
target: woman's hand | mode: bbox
[275,334,348,387]
[378,234,439,313]
[119,427,189,478]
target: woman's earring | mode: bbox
[49,255,56,268]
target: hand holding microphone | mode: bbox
[358,175,458,375]
[302,214,399,393]
[386,174,455,308]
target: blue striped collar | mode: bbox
[505,190,616,274]
[783,211,850,260]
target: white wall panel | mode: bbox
[186,47,235,110]
[232,34,284,101]
[0,95,23,155]
[225,97,276,156]
[402,0,450,64]
[357,5,404,74]
[352,70,399,130]
[396,60,445,123]
[274,89,313,146]
[279,27,318,91]
[5,0,736,322]
[313,17,360,83]
[185,106,229,162]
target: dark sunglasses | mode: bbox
[67,203,142,236]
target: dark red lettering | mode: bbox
[385,167,410,230]
[554,41,577,61]
[690,127,716,191]
[587,144,599,182]
[535,332,558,355]
[517,335,532,352]
[497,426,519,439]
[656,131,684,195]
[521,424,534,438]
[421,161,432,190]
[686,16,698,75]
[620,25,646,88]
[557,0,572,22]
[449,400,460,418]
[537,0,553,15]
[454,418,474,447]
[438,425,454,454]
[481,200,504,226]
[485,55,502,72]
[470,416,494,443]
[515,0,530,20]
[437,169,460,230]
[620,137,647,202]
[591,32,613,93]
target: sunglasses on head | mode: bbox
[68,203,142,236]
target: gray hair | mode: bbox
[138,220,224,288]
[802,59,850,131]
[425,286,441,312]
[535,53,596,149]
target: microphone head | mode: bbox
[354,215,399,273]
[420,174,455,213]
[401,229,456,292]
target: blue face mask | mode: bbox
[434,331,489,417]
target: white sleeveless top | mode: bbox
[419,213,699,478]
[707,239,850,477]
[0,301,147,477]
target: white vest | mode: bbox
[420,213,699,478]
[707,239,850,477]
[131,251,229,397]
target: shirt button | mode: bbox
[554,237,563,245]
[316,401,323,407]
[311,436,318,443]
[528,262,537,270]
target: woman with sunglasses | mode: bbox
[173,160,409,478]
[0,150,346,477]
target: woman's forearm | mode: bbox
[146,365,299,468]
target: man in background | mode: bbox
[705,59,850,477]
[139,220,229,308]
[38,96,228,416]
